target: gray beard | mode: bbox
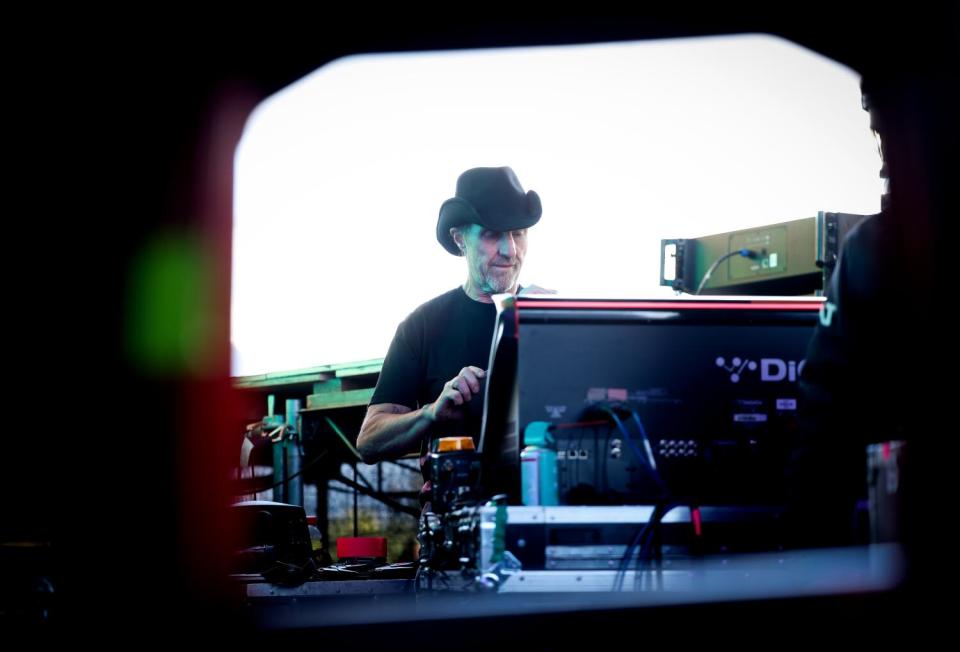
[482,271,517,295]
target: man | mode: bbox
[787,73,946,552]
[356,166,544,468]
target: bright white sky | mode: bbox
[231,34,881,377]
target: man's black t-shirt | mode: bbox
[790,210,924,547]
[370,286,497,452]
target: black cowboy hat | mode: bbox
[436,166,542,256]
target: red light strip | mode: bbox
[515,300,822,311]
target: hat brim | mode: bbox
[437,197,480,256]
[436,191,542,256]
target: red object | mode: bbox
[607,388,628,401]
[306,515,317,526]
[516,299,822,311]
[337,536,388,560]
[691,507,703,537]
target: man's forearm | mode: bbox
[357,407,435,464]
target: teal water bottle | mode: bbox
[521,422,558,505]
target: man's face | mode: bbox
[455,223,528,296]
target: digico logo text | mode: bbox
[715,357,806,383]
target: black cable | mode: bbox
[339,461,416,524]
[633,502,669,591]
[695,248,758,295]
[602,425,611,496]
[625,407,668,495]
[598,405,667,494]
[236,443,384,498]
[435,569,453,590]
[387,459,422,474]
[580,403,671,589]
[236,465,257,501]
[326,485,419,498]
[334,473,420,517]
[615,500,671,591]
[599,406,646,469]
[572,403,671,591]
[232,449,329,496]
[616,511,653,591]
[618,407,670,590]
[575,425,584,489]
[326,485,360,495]
[251,464,265,501]
[329,471,416,499]
[596,426,604,496]
[352,465,377,492]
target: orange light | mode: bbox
[436,436,475,452]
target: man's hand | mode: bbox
[425,366,486,422]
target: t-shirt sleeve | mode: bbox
[370,317,423,410]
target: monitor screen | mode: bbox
[481,297,821,506]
